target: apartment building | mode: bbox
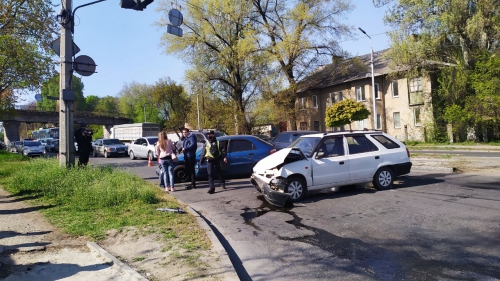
[295,49,434,142]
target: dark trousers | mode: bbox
[78,150,90,166]
[184,156,197,186]
[207,159,225,189]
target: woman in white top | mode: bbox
[155,131,176,191]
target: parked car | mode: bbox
[251,131,412,207]
[21,140,45,157]
[174,135,276,183]
[92,138,128,158]
[270,131,318,151]
[174,130,227,152]
[39,138,57,152]
[128,136,159,160]
[7,141,22,153]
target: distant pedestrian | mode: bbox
[154,141,165,188]
[181,128,197,189]
[155,132,176,192]
[74,122,93,166]
[199,130,227,194]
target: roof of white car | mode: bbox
[300,130,383,138]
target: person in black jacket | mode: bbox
[199,131,227,194]
[74,122,93,166]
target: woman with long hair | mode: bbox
[155,131,176,192]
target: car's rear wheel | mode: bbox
[148,151,154,161]
[373,167,394,190]
[173,165,188,183]
[129,150,135,160]
[286,176,307,203]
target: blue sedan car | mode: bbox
[174,135,276,182]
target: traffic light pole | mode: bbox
[59,0,75,167]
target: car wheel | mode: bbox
[373,167,394,190]
[173,165,188,183]
[129,150,135,160]
[285,176,307,203]
[104,151,109,158]
[148,151,154,161]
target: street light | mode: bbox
[358,27,377,130]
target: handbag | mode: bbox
[171,153,178,162]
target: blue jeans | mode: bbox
[161,158,175,188]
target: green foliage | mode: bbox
[151,77,188,131]
[325,99,370,130]
[0,0,57,102]
[37,75,87,112]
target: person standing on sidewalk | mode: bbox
[199,130,227,194]
[155,132,176,192]
[74,122,93,166]
[181,128,197,189]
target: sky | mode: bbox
[25,0,392,103]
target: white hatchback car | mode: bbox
[251,131,412,207]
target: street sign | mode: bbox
[74,55,96,76]
[50,37,80,56]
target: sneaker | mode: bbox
[207,189,215,194]
[165,187,171,192]
[222,184,226,189]
[170,187,176,192]
[185,185,192,190]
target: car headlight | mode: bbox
[270,177,287,191]
[107,147,116,152]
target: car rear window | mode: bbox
[371,135,400,149]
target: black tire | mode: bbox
[173,165,188,183]
[104,151,109,158]
[285,176,307,203]
[129,150,135,160]
[373,167,394,190]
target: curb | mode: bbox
[412,165,456,173]
[86,242,148,281]
[183,204,240,280]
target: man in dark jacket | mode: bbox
[181,128,198,189]
[74,122,93,166]
[199,131,227,194]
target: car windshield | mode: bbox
[25,141,42,147]
[103,139,122,145]
[147,137,158,144]
[288,137,321,157]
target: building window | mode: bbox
[337,91,343,101]
[356,86,365,101]
[313,121,320,131]
[376,114,382,129]
[374,83,380,99]
[357,119,366,130]
[393,112,401,128]
[327,93,335,106]
[409,77,424,105]
[312,95,318,108]
[300,122,308,130]
[298,97,306,110]
[391,81,399,98]
[414,108,422,126]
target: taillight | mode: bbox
[270,149,276,154]
[406,148,410,158]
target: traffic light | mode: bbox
[120,0,154,11]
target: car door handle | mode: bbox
[339,161,345,165]
[375,156,380,159]
[248,153,254,156]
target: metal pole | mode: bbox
[60,0,75,167]
[359,28,377,130]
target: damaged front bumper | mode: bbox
[251,173,289,207]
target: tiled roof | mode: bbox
[297,49,396,93]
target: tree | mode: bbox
[151,77,189,131]
[117,82,153,122]
[158,0,268,134]
[85,95,100,112]
[325,99,370,130]
[0,0,58,97]
[95,96,119,116]
[252,0,354,129]
[37,75,87,112]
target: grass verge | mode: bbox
[0,150,210,250]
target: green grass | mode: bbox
[0,150,210,250]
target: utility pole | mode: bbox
[59,0,75,167]
[359,28,377,130]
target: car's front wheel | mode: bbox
[129,150,135,160]
[92,150,97,157]
[286,176,307,203]
[373,167,394,190]
[173,165,188,183]
[104,151,109,158]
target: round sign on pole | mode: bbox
[168,9,183,27]
[34,94,43,102]
[74,55,96,77]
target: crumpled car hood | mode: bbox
[253,148,306,172]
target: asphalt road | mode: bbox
[89,155,500,280]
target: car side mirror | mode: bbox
[317,151,325,158]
